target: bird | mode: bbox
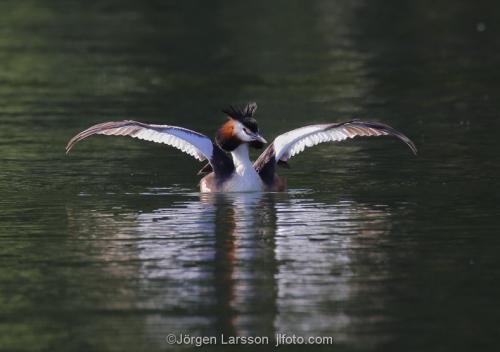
[66,102,417,192]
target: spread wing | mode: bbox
[254,120,417,186]
[66,120,234,177]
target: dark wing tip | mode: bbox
[387,127,418,156]
[66,133,84,154]
[65,127,96,154]
[65,120,137,155]
[348,120,418,156]
[65,143,73,154]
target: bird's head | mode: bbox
[216,102,267,151]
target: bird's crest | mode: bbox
[222,102,259,133]
[222,102,257,120]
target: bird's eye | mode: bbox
[243,128,250,135]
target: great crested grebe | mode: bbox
[66,102,417,192]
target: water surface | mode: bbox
[1,0,499,351]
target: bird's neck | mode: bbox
[231,143,253,169]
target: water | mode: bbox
[1,0,500,351]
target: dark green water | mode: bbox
[1,0,500,351]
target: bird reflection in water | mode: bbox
[200,193,279,337]
[66,191,392,346]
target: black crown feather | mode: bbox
[222,102,259,133]
[222,102,257,120]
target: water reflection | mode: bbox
[66,191,392,347]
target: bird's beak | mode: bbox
[252,132,267,144]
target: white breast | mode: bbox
[223,165,263,192]
[222,143,264,192]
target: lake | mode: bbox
[1,0,499,351]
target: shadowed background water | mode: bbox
[1,0,499,351]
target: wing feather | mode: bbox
[66,120,213,162]
[254,120,416,186]
[273,120,417,162]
